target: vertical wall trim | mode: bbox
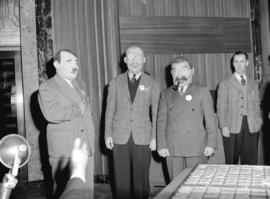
[250,0,263,85]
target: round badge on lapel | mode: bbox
[185,95,192,101]
[139,85,145,91]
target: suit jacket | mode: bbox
[38,74,95,158]
[217,75,262,133]
[157,84,217,157]
[59,178,93,199]
[105,72,160,145]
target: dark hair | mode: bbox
[171,56,193,69]
[54,49,77,63]
[232,50,249,61]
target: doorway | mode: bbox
[0,50,26,182]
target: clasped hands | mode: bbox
[105,137,156,151]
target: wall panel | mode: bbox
[119,0,253,92]
[120,16,251,55]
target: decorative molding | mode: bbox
[250,0,263,85]
[35,0,53,84]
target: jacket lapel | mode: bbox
[230,75,243,92]
[134,73,146,101]
[168,86,185,107]
[119,72,130,101]
[54,74,81,104]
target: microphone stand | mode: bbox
[0,150,20,199]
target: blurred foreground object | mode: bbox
[0,134,31,199]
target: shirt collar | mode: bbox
[63,77,74,88]
[128,72,142,80]
[178,85,188,93]
[234,73,246,82]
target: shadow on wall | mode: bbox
[30,58,55,198]
[30,91,53,199]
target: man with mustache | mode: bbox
[105,46,160,199]
[38,49,95,198]
[157,57,217,180]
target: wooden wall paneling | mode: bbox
[120,16,251,54]
[223,18,252,52]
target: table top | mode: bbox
[154,164,270,199]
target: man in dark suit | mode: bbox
[217,51,262,164]
[38,49,95,198]
[157,57,217,180]
[105,45,160,199]
[59,138,93,199]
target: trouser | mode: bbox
[49,156,94,199]
[113,135,151,199]
[166,156,206,181]
[222,116,259,165]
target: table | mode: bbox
[154,164,270,199]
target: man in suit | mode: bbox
[38,49,95,198]
[59,138,93,199]
[217,50,262,165]
[157,56,217,181]
[105,45,160,199]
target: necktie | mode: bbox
[179,87,184,95]
[131,74,136,84]
[240,75,246,86]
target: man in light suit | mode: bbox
[217,50,262,165]
[105,46,160,199]
[157,57,217,181]
[38,49,95,198]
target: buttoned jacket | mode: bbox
[38,74,95,158]
[105,72,160,145]
[157,84,217,156]
[217,75,262,133]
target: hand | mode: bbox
[222,127,230,137]
[2,173,18,189]
[149,139,156,151]
[158,148,170,157]
[203,146,214,157]
[105,137,114,150]
[71,138,88,182]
